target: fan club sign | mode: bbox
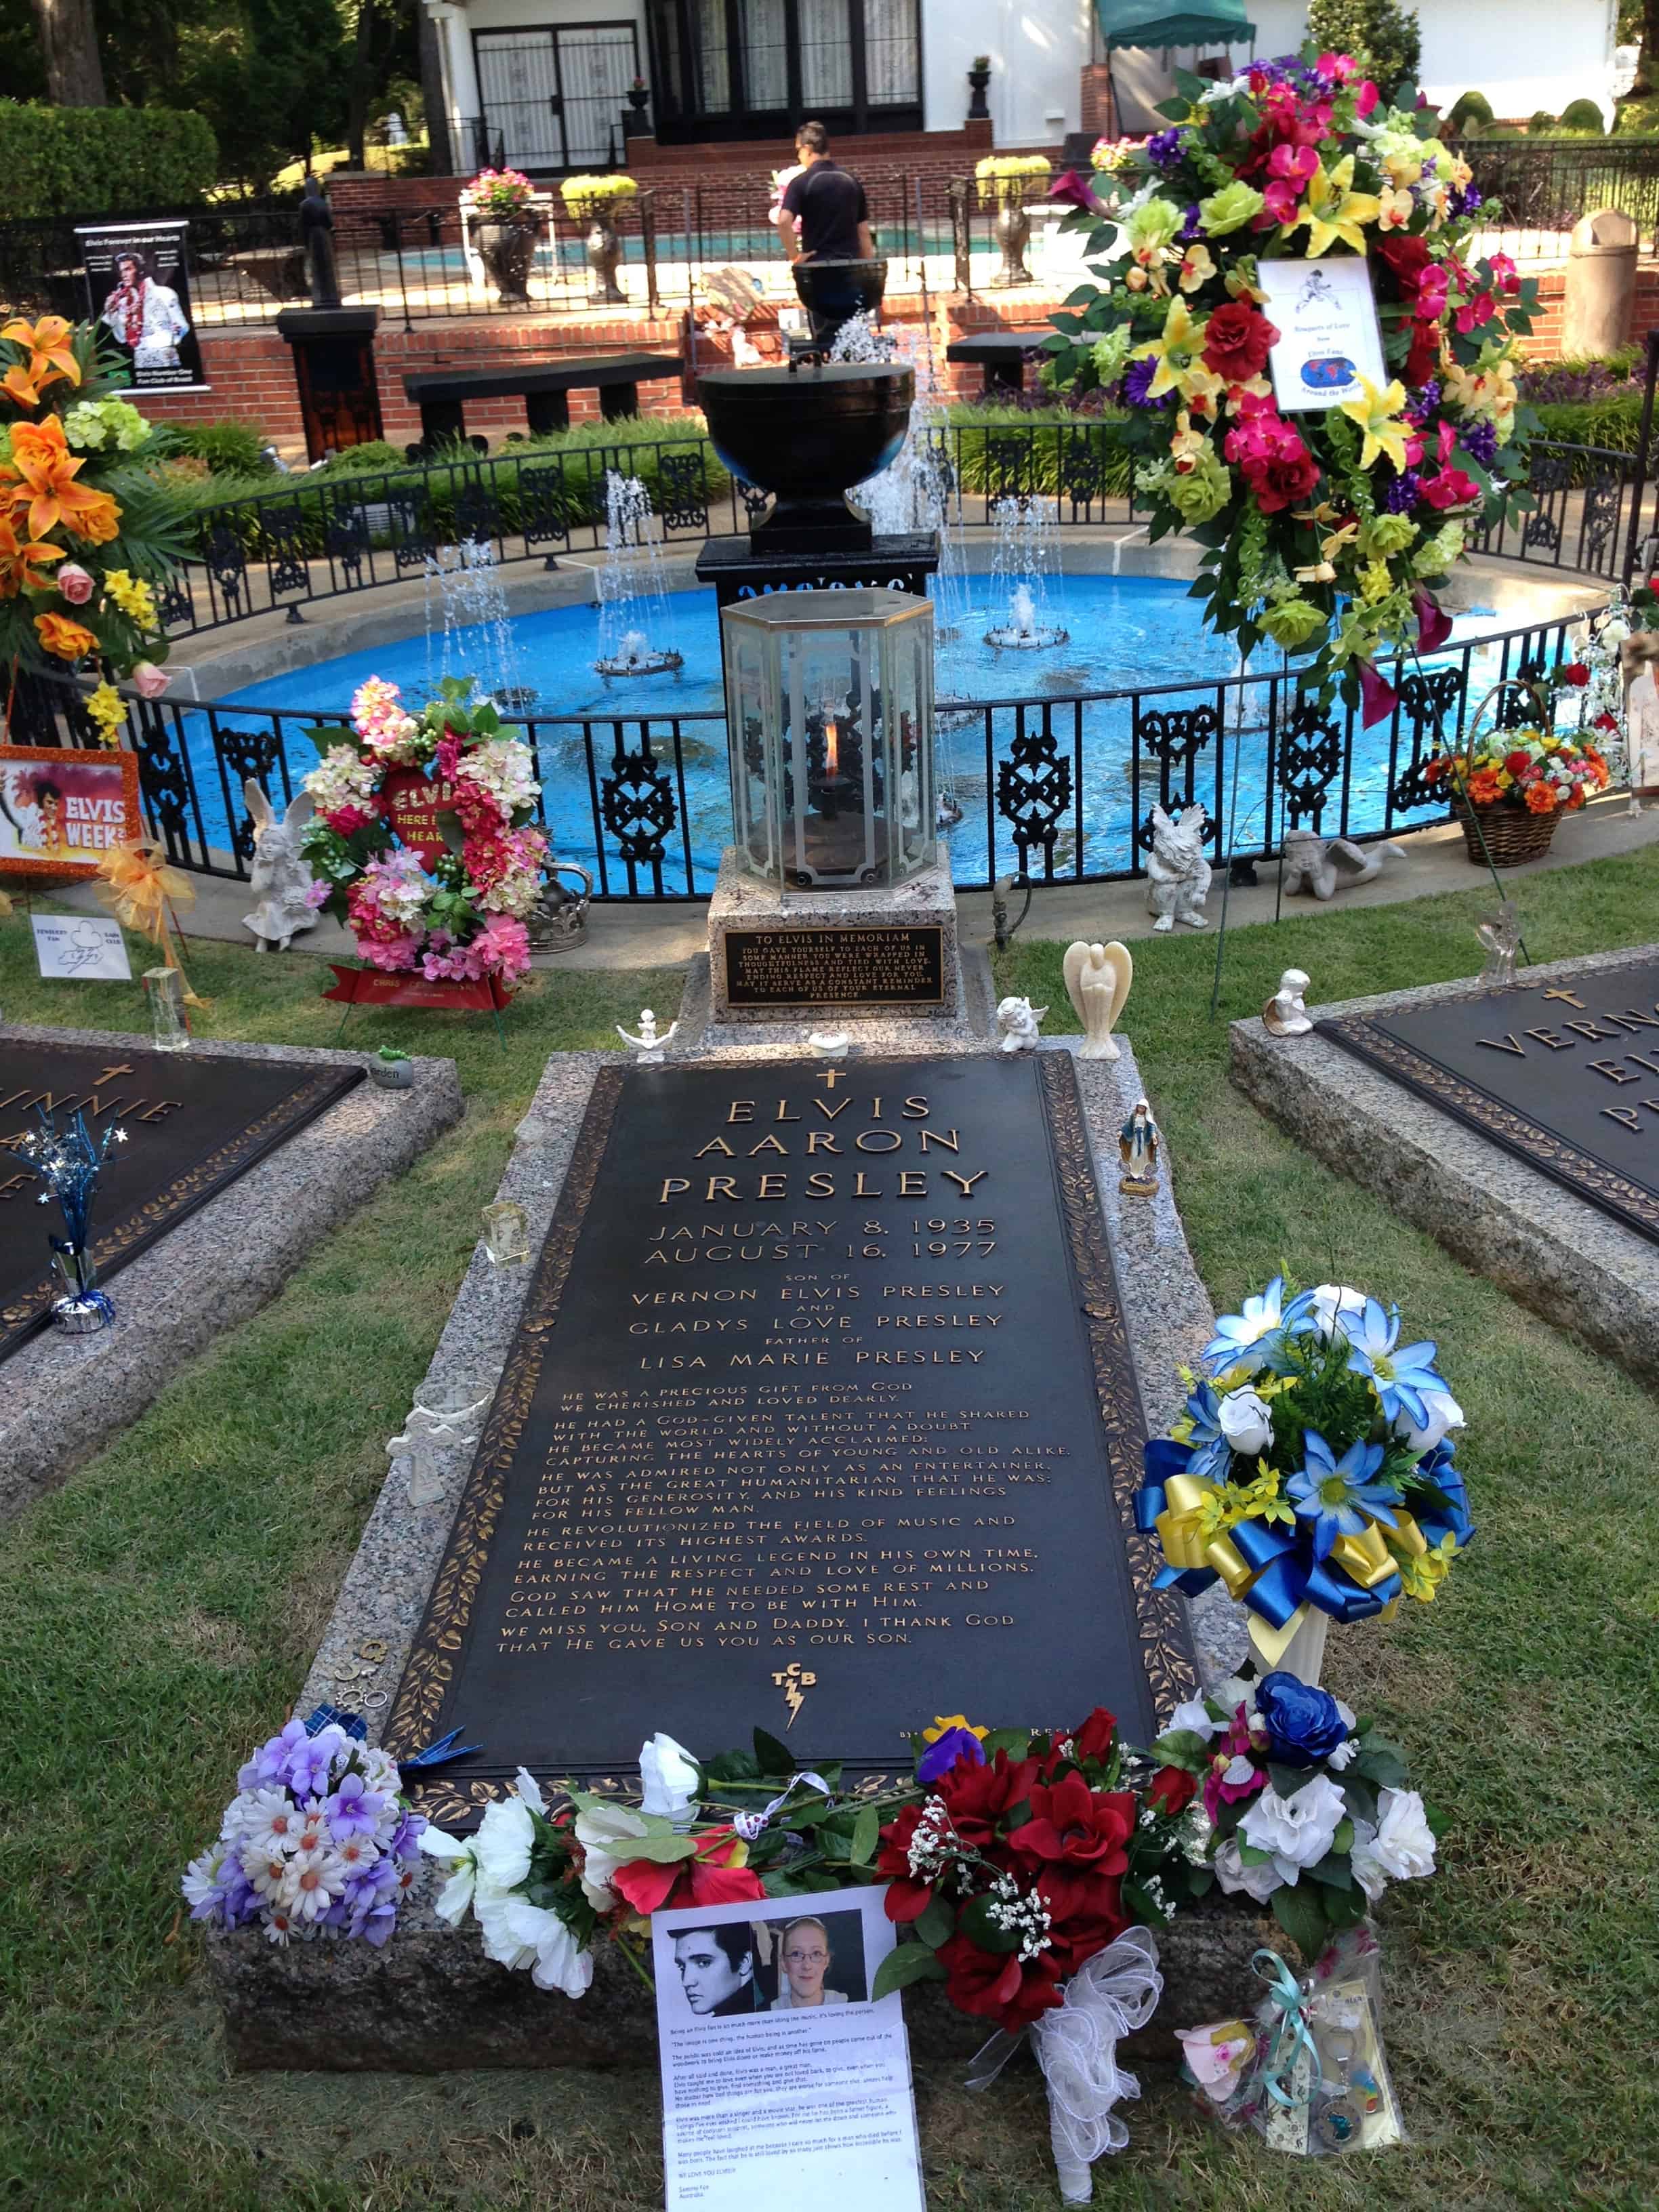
[77,220,209,395]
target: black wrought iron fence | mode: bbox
[13,613,1586,903]
[1456,135,1659,240]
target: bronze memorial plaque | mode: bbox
[388,1054,1195,1826]
[1319,954,1659,1246]
[0,1037,363,1359]
[723,925,945,1008]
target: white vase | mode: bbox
[1250,1607,1328,1687]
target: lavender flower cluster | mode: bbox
[182,1717,427,1948]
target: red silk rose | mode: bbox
[1033,1864,1129,1971]
[1560,663,1589,687]
[1202,302,1279,385]
[935,1748,1038,1851]
[1070,1707,1119,1765]
[876,1803,938,1922]
[1008,1774,1134,1875]
[1148,1764,1199,1817]
[936,1929,1067,2032]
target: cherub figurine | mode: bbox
[616,1008,678,1063]
[995,996,1048,1054]
[1261,968,1313,1036]
[1145,804,1211,933]
[1118,1099,1161,1195]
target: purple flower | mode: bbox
[1450,184,1481,218]
[237,1718,308,1793]
[1179,203,1205,241]
[1460,418,1498,466]
[1383,470,1421,512]
[388,1809,426,1859]
[1410,378,1441,415]
[1147,129,1185,169]
[1122,356,1172,410]
[283,1725,347,1799]
[917,1727,987,1786]
[325,1769,388,1841]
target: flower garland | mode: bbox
[0,316,182,715]
[1134,1279,1474,1668]
[300,677,546,987]
[182,1714,428,1949]
[1046,49,1538,715]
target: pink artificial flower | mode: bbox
[1353,79,1379,118]
[434,733,464,783]
[57,562,94,604]
[1201,1705,1268,1822]
[1414,265,1450,320]
[361,934,422,972]
[471,912,531,983]
[1422,466,1479,510]
[303,878,331,908]
[1488,252,1519,293]
[1314,51,1355,82]
[1048,169,1101,214]
[1412,588,1452,652]
[1263,179,1300,226]
[1267,142,1319,189]
[130,661,170,699]
[1359,660,1399,728]
[325,802,377,836]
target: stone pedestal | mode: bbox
[704,842,964,1028]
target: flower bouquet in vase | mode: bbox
[1134,1279,1473,1683]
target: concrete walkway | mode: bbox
[46,789,1658,972]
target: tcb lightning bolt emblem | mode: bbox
[770,1660,818,1729]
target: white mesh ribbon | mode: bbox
[966,1927,1163,2204]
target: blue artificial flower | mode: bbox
[1178,1380,1229,1481]
[1343,1297,1449,1429]
[1201,1275,1315,1375]
[916,1727,987,1786]
[1147,128,1185,168]
[1254,1673,1352,1767]
[1286,1430,1401,1561]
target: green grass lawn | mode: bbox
[1,853,1656,2209]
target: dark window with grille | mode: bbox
[647,0,921,140]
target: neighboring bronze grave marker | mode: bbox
[1318,954,1659,1246]
[0,1038,363,1357]
[388,1054,1195,1824]
[722,925,945,1008]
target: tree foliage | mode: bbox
[0,100,218,215]
[1305,0,1422,100]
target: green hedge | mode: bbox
[0,102,218,220]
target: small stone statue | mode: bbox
[617,1008,678,1063]
[995,996,1048,1053]
[1280,827,1406,901]
[1118,1098,1161,1195]
[1145,804,1212,933]
[1063,939,1132,1060]
[1475,903,1521,987]
[242,779,318,951]
[300,174,342,310]
[1262,968,1313,1036]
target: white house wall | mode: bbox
[921,0,1094,142]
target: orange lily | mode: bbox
[0,314,81,407]
[1,415,113,542]
[0,510,63,597]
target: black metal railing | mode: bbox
[14,613,1589,903]
[1456,134,1659,240]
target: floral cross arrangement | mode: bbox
[464,167,538,218]
[300,676,546,987]
[1044,49,1539,719]
[0,316,184,720]
[1136,1279,1474,1675]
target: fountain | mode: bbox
[983,495,1068,649]
[594,470,684,680]
[424,536,536,712]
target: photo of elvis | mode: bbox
[100,250,191,373]
[2,768,64,857]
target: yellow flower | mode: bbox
[1170,410,1208,468]
[1178,241,1216,293]
[1338,374,1411,472]
[920,1714,988,1745]
[103,566,157,628]
[1291,156,1383,258]
[1359,558,1393,605]
[1132,295,1215,405]
[1394,1532,1459,1601]
[85,680,126,747]
[1376,184,1416,232]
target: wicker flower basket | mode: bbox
[1450,792,1561,868]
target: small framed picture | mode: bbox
[0,744,142,877]
[1255,256,1389,413]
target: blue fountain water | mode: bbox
[188,575,1505,882]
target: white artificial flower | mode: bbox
[243,1846,295,1904]
[333,1833,380,1878]
[1216,1676,1257,1717]
[472,1795,536,1892]
[1214,1834,1282,1903]
[1311,1284,1367,1341]
[1327,1701,1360,1771]
[182,1843,231,1913]
[638,1732,701,1822]
[514,1767,548,1818]
[417,1826,479,1925]
[1218,1387,1274,1458]
[1169,1698,1221,1742]
[1371,1788,1437,1881]
[1221,1755,1258,1790]
[1239,1774,1348,1887]
[1347,1817,1388,1903]
[1395,1387,1465,1454]
[237,1787,308,1858]
[474,1880,540,1970]
[573,1802,651,1912]
[283,1844,348,1921]
[501,1896,596,1999]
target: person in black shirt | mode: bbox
[775,121,874,266]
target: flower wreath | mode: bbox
[1046,48,1540,719]
[301,677,546,987]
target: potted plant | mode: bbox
[967,54,991,121]
[973,153,1050,285]
[560,172,638,304]
[463,167,541,304]
[627,75,650,117]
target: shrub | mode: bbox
[1528,110,1558,136]
[1305,0,1421,100]
[0,102,218,219]
[1447,89,1494,135]
[167,420,274,475]
[1559,98,1608,134]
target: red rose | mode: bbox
[1202,301,1279,385]
[937,1929,1067,2032]
[1008,1775,1134,1875]
[1502,750,1532,777]
[935,1748,1038,1850]
[1071,1707,1119,1765]
[1376,232,1430,295]
[876,1803,939,1922]
[1148,1765,1198,1817]
[1560,663,1590,687]
[1241,433,1321,514]
[1033,1865,1128,1971]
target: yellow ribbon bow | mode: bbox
[96,838,207,1008]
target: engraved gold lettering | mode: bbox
[943,1170,989,1195]
[658,1178,691,1203]
[1589,1059,1638,1084]
[693,1138,735,1158]
[726,1101,755,1124]
[918,1127,960,1153]
[806,1131,841,1155]
[1477,1033,1525,1057]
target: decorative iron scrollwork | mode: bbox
[1390,663,1465,812]
[388,494,432,571]
[1277,694,1343,830]
[1582,474,1623,572]
[518,468,571,550]
[739,482,771,522]
[130,701,194,857]
[453,482,499,543]
[996,720,1071,878]
[157,571,196,633]
[260,502,310,600]
[1134,698,1220,817]
[203,522,248,615]
[658,451,708,533]
[600,737,678,874]
[214,723,286,861]
[324,502,371,583]
[984,432,1032,506]
[1058,429,1106,511]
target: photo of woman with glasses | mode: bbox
[769,1915,855,2010]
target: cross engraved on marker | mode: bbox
[1541,990,1585,1008]
[94,1065,135,1084]
[816,1069,844,1090]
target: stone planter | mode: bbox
[991,201,1034,287]
[627,85,650,117]
[967,65,991,121]
[474,216,539,305]
[583,211,626,304]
